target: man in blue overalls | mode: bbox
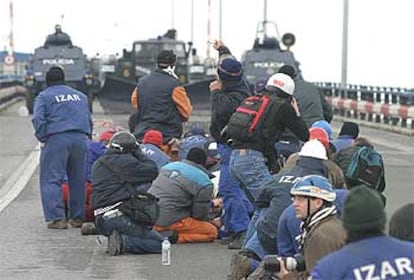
[32,66,93,229]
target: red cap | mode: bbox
[99,130,116,143]
[143,130,163,147]
[309,127,329,149]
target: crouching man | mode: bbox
[91,131,163,256]
[149,147,219,244]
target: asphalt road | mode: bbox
[0,99,413,279]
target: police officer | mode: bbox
[131,50,192,142]
[32,66,93,229]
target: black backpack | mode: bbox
[227,95,275,143]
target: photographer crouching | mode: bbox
[250,175,345,279]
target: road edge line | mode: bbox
[0,143,40,213]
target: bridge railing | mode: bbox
[316,82,414,132]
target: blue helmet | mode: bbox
[290,175,336,202]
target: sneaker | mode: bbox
[107,230,123,256]
[70,219,83,228]
[81,222,97,235]
[47,220,68,229]
[228,231,246,250]
[228,252,251,280]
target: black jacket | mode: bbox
[209,46,251,143]
[91,148,158,209]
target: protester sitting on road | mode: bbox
[91,131,162,256]
[253,175,345,279]
[32,66,93,229]
[229,73,309,203]
[209,40,253,250]
[140,129,171,170]
[311,186,414,280]
[279,65,333,127]
[276,187,348,259]
[389,203,414,242]
[334,136,386,204]
[63,129,116,224]
[149,147,220,244]
[131,49,192,142]
[228,140,328,279]
[332,121,359,152]
[279,127,346,189]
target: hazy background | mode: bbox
[1,0,413,87]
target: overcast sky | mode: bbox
[1,0,413,88]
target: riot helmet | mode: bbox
[157,50,176,68]
[109,131,139,152]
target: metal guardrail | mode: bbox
[316,82,414,132]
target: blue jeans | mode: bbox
[96,214,162,254]
[218,144,252,234]
[229,149,272,202]
[243,208,267,248]
[40,132,88,222]
[245,231,269,260]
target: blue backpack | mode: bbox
[345,146,385,191]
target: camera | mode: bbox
[263,254,306,273]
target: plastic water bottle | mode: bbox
[161,237,171,266]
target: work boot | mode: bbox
[228,231,246,250]
[228,252,251,280]
[107,230,123,256]
[69,219,83,228]
[81,222,97,235]
[47,220,68,229]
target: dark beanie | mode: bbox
[278,65,296,79]
[157,50,176,67]
[186,147,207,167]
[389,203,414,241]
[46,66,65,85]
[218,58,242,81]
[339,122,359,139]
[342,186,386,232]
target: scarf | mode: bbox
[297,205,337,251]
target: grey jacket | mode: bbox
[294,80,333,127]
[148,159,214,227]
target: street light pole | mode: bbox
[341,0,349,88]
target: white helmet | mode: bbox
[265,73,295,96]
[298,139,327,160]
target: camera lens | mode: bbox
[263,255,281,272]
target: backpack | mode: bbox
[227,95,274,143]
[345,146,385,191]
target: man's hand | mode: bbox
[210,217,222,228]
[290,97,301,117]
[209,80,222,92]
[213,40,225,50]
[211,197,223,208]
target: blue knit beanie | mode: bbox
[218,58,242,81]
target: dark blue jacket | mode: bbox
[91,148,158,209]
[255,157,328,253]
[32,84,92,142]
[134,70,183,141]
[312,236,414,280]
[87,141,107,181]
[277,189,349,256]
